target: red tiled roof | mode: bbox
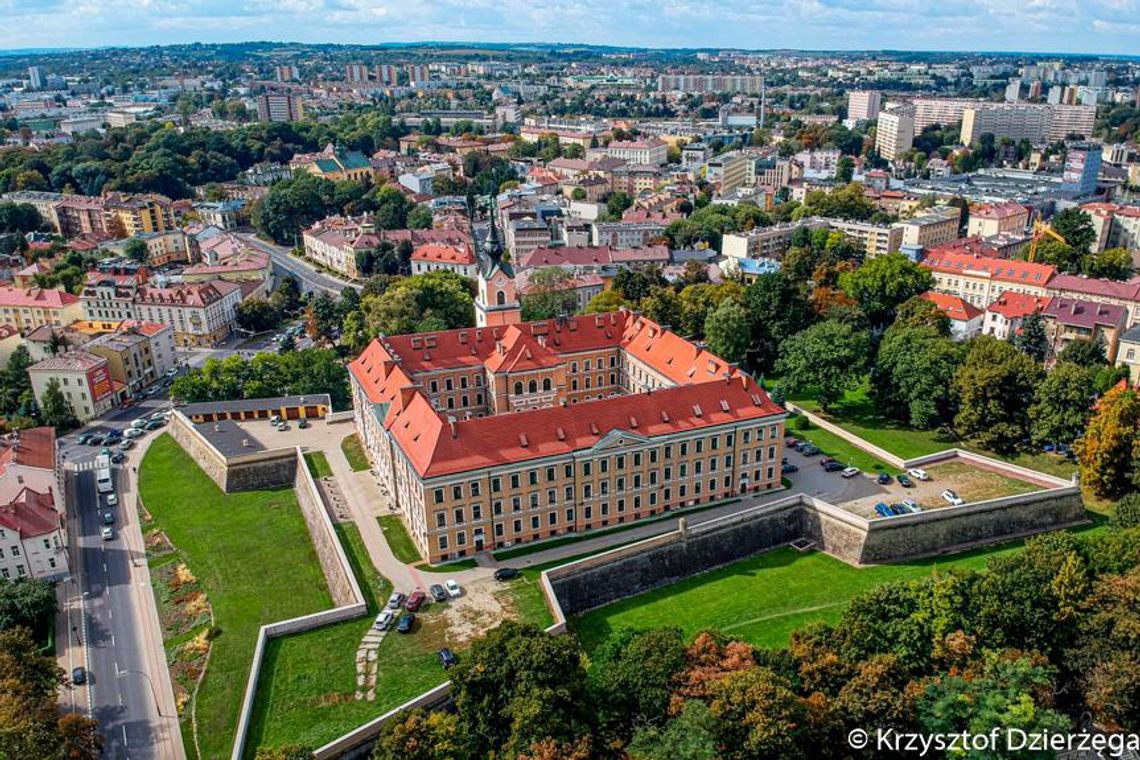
[0,487,59,538]
[986,292,1051,319]
[970,201,1028,220]
[0,427,55,476]
[411,243,475,266]
[921,251,1055,286]
[0,286,79,309]
[1044,297,1127,329]
[1047,273,1140,301]
[920,291,983,322]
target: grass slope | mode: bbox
[139,435,332,760]
[340,434,371,472]
[303,451,333,480]
[377,515,422,564]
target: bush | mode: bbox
[1112,493,1140,529]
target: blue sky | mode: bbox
[0,0,1138,55]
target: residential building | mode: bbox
[516,245,670,272]
[85,324,173,396]
[1061,143,1102,196]
[375,65,398,85]
[707,152,750,191]
[920,292,983,340]
[1117,325,1140,384]
[0,286,82,332]
[80,260,149,322]
[193,200,246,230]
[847,91,882,122]
[103,193,176,236]
[103,230,190,267]
[406,65,429,84]
[348,309,785,564]
[590,222,665,249]
[133,281,242,347]
[0,427,61,509]
[55,195,108,237]
[722,220,829,260]
[983,292,1051,340]
[1045,273,1140,327]
[28,351,120,422]
[411,243,478,278]
[681,142,711,168]
[506,218,552,260]
[602,138,668,166]
[0,325,20,366]
[876,107,914,161]
[657,75,765,94]
[827,218,904,258]
[295,144,374,183]
[967,202,1030,238]
[1042,297,1127,363]
[0,487,67,580]
[894,207,960,249]
[517,270,604,313]
[345,64,370,83]
[26,66,44,90]
[257,93,304,123]
[922,250,1056,308]
[1083,203,1140,254]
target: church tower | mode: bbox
[473,196,521,328]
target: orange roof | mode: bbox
[0,286,79,309]
[349,311,783,478]
[921,251,1055,286]
[0,427,56,477]
[410,243,475,266]
[921,291,983,322]
[986,292,1051,319]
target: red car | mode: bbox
[784,436,799,448]
[405,590,427,612]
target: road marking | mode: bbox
[111,633,115,646]
[122,725,128,746]
[107,607,112,620]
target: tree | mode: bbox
[892,295,950,336]
[371,710,462,760]
[1086,247,1133,281]
[521,268,580,321]
[605,191,633,220]
[590,628,687,735]
[362,270,474,336]
[57,712,103,760]
[613,267,667,304]
[305,291,341,342]
[584,289,628,314]
[0,628,68,760]
[1068,571,1140,731]
[776,320,871,410]
[570,187,587,201]
[704,301,750,364]
[235,298,282,333]
[874,326,962,428]
[839,253,934,327]
[640,286,682,329]
[171,349,352,411]
[0,202,45,233]
[1057,336,1107,368]
[1112,493,1140,529]
[834,155,855,183]
[1012,313,1048,362]
[0,580,57,635]
[1050,207,1096,255]
[1029,362,1096,446]
[270,275,302,315]
[406,205,433,230]
[627,700,720,760]
[39,378,78,431]
[122,237,149,263]
[707,667,809,760]
[451,622,592,758]
[952,336,1043,453]
[744,273,813,371]
[1074,385,1140,499]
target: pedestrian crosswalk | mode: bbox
[70,459,121,472]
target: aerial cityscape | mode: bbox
[1,27,1140,760]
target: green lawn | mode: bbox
[787,414,897,474]
[377,515,422,564]
[340,434,370,472]
[417,558,479,572]
[573,526,1104,655]
[303,451,333,480]
[139,435,333,760]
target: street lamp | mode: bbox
[118,670,164,717]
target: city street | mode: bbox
[65,466,183,760]
[235,232,360,295]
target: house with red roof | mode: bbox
[0,285,82,333]
[410,242,477,278]
[967,202,1029,238]
[921,250,1056,308]
[983,292,1052,340]
[348,310,786,564]
[920,292,984,341]
[0,487,67,580]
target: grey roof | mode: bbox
[193,419,268,458]
[179,394,332,417]
[1120,324,1140,344]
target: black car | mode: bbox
[897,474,914,488]
[71,666,86,685]
[877,473,892,485]
[799,444,821,456]
[823,460,844,472]
[437,648,459,669]
[396,613,416,633]
[86,435,104,446]
[144,419,166,430]
[781,463,799,474]
[110,452,126,465]
[77,433,94,445]
[493,567,521,581]
[429,584,447,602]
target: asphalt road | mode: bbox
[71,467,170,759]
[236,232,360,295]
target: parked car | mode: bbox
[494,567,521,581]
[144,419,165,431]
[86,435,104,446]
[77,433,94,445]
[270,415,282,426]
[877,473,892,485]
[119,439,135,451]
[781,463,799,474]
[799,444,821,456]
[396,613,415,633]
[901,499,921,513]
[149,411,166,422]
[131,418,148,430]
[405,590,427,611]
[105,494,118,507]
[907,468,931,481]
[120,399,134,410]
[373,610,395,630]
[99,447,112,458]
[386,591,406,610]
[841,466,860,479]
[429,584,447,602]
[896,474,914,488]
[298,419,310,429]
[109,452,125,465]
[124,428,145,440]
[819,456,836,467]
[102,431,122,444]
[784,436,800,448]
[941,489,964,506]
[445,579,461,598]
[165,367,178,378]
[103,511,114,525]
[823,460,844,472]
[71,666,87,685]
[101,527,114,541]
[275,422,289,432]
[437,648,459,669]
[874,503,893,518]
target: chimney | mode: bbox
[447,415,458,438]
[242,438,250,447]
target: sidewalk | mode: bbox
[55,557,90,717]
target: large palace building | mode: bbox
[348,204,786,564]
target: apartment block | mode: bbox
[967,202,1030,238]
[257,93,304,123]
[846,90,882,122]
[28,351,119,422]
[876,108,914,161]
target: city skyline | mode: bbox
[1,0,1139,56]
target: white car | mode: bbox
[373,610,395,630]
[101,526,114,541]
[124,428,145,440]
[445,579,461,598]
[150,411,166,422]
[941,489,964,506]
[840,466,860,479]
[106,493,118,507]
[907,468,931,481]
[901,499,921,513]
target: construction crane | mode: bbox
[1027,220,1067,263]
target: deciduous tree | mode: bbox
[776,320,870,410]
[1074,384,1140,499]
[952,336,1043,453]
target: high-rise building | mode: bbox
[1061,143,1102,196]
[656,75,765,94]
[876,107,914,161]
[26,66,44,90]
[846,90,882,122]
[275,65,298,83]
[406,65,429,84]
[345,64,369,83]
[256,93,304,123]
[375,65,398,85]
[1004,80,1021,103]
[958,103,1096,145]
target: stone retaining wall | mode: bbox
[168,411,296,492]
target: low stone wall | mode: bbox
[312,682,454,760]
